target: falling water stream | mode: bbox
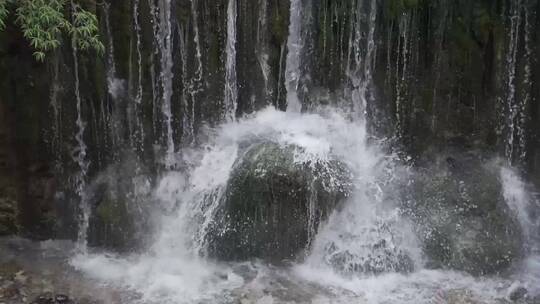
[154,0,175,166]
[504,0,532,166]
[284,0,306,113]
[72,40,90,254]
[224,0,238,122]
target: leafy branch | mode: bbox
[0,0,104,61]
[0,0,8,30]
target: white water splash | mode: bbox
[72,106,379,301]
[69,106,540,304]
[501,166,540,252]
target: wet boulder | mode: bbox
[403,153,522,275]
[206,141,352,262]
[324,238,414,276]
[87,156,152,251]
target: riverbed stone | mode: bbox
[206,141,352,262]
[402,153,522,275]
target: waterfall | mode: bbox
[347,0,377,122]
[256,0,272,106]
[155,0,175,166]
[179,23,192,144]
[430,6,448,132]
[186,0,203,144]
[104,4,122,101]
[130,0,145,153]
[133,0,143,107]
[21,1,540,303]
[504,0,531,166]
[284,0,305,113]
[102,3,127,155]
[48,54,63,172]
[518,9,532,164]
[501,167,540,253]
[504,0,521,163]
[395,13,412,135]
[71,39,90,254]
[223,0,238,122]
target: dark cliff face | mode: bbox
[0,0,539,238]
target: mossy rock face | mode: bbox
[0,198,17,235]
[87,158,152,252]
[205,141,352,263]
[403,153,522,275]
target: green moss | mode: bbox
[270,7,286,44]
[95,197,127,226]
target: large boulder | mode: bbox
[87,157,152,251]
[205,141,352,262]
[402,153,522,275]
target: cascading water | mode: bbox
[71,109,540,304]
[128,0,145,153]
[71,38,90,254]
[223,0,238,122]
[103,3,123,102]
[256,0,272,106]
[504,0,532,166]
[394,13,411,135]
[103,2,126,152]
[347,0,377,120]
[182,0,204,145]
[153,0,175,166]
[49,54,64,172]
[284,0,306,113]
[504,0,521,164]
[518,8,532,164]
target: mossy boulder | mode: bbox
[87,158,152,251]
[205,141,352,263]
[403,153,522,275]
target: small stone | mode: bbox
[54,294,70,304]
[34,293,54,304]
[14,270,28,284]
[509,286,528,301]
[1,283,19,298]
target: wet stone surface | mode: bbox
[0,238,124,304]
